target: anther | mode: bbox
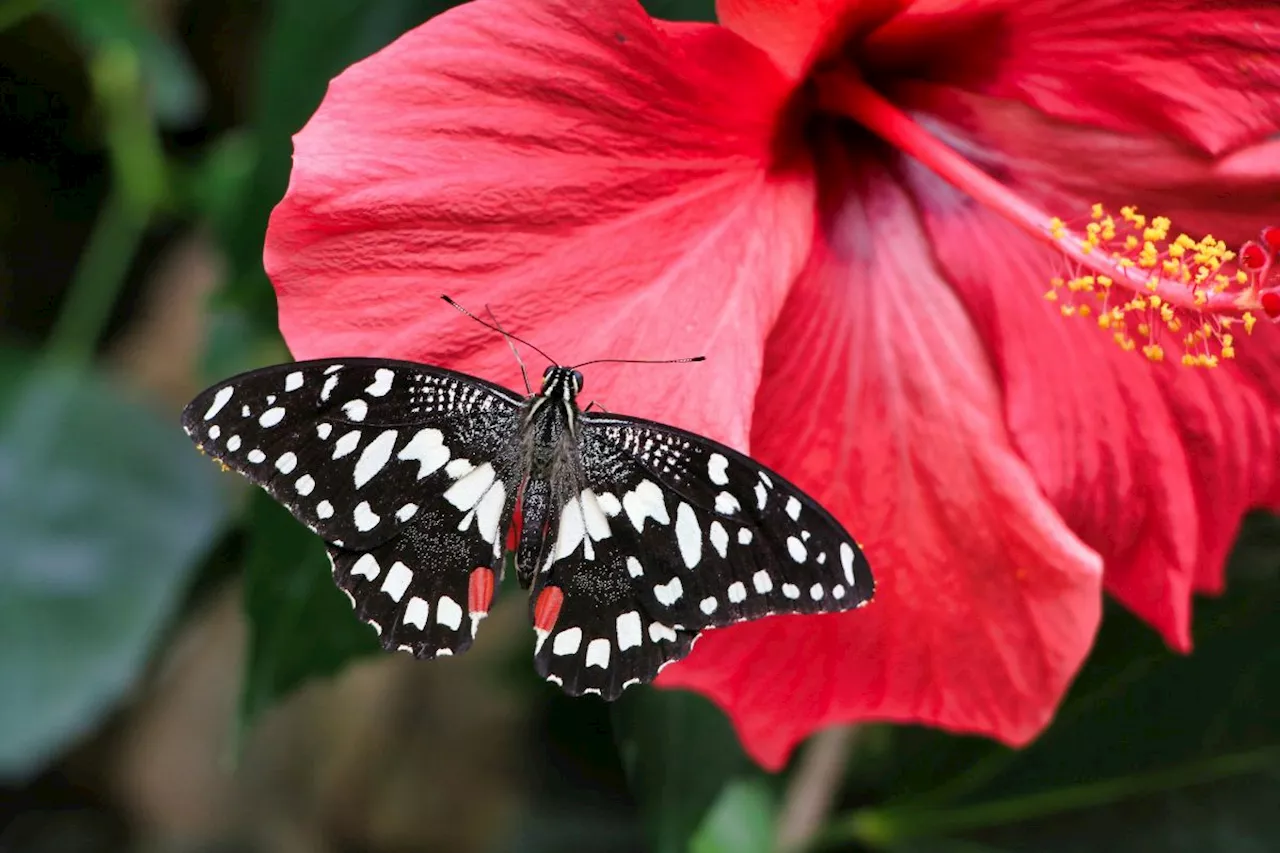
[1046,208,1279,367]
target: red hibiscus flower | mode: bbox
[263,0,1280,768]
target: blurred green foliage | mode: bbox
[0,0,1276,851]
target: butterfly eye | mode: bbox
[571,370,584,390]
[542,365,555,380]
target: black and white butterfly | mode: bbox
[182,353,874,699]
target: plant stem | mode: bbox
[825,747,1280,848]
[43,42,165,369]
[43,193,150,368]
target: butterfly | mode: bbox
[182,331,874,698]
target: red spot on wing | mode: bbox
[468,567,495,615]
[533,585,564,633]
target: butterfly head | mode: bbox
[540,365,584,402]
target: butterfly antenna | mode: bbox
[441,295,558,366]
[570,355,706,369]
[484,303,532,395]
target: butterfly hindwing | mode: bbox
[529,413,873,696]
[329,529,500,660]
[181,358,523,551]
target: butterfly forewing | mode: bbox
[182,358,523,659]
[529,413,873,697]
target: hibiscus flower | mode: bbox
[263,0,1280,768]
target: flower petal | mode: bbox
[900,159,1280,644]
[866,0,1280,155]
[658,153,1103,769]
[893,82,1280,234]
[717,0,907,78]
[265,0,812,444]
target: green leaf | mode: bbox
[0,357,228,779]
[642,0,717,21]
[691,777,778,853]
[613,688,753,853]
[239,490,379,734]
[49,0,206,127]
[830,514,1280,851]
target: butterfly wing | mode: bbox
[529,413,873,698]
[182,358,524,657]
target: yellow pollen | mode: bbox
[1046,203,1263,368]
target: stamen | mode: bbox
[1046,208,1278,366]
[813,72,1279,368]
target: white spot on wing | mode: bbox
[810,583,824,601]
[204,386,233,420]
[714,492,740,515]
[586,638,611,669]
[786,496,801,520]
[404,596,429,629]
[354,429,398,488]
[320,374,339,401]
[700,597,717,615]
[648,622,677,643]
[445,462,496,512]
[351,553,380,580]
[754,482,767,510]
[436,595,463,630]
[475,481,506,544]
[342,399,368,422]
[275,452,297,474]
[782,583,800,599]
[247,449,266,464]
[353,501,380,531]
[787,536,807,563]
[381,561,413,602]
[316,500,334,519]
[596,492,622,517]
[259,407,285,428]
[365,368,394,397]
[616,611,642,651]
[841,542,856,586]
[707,452,729,485]
[295,474,315,495]
[622,479,669,532]
[285,371,303,392]
[553,627,582,656]
[752,569,773,594]
[317,423,332,440]
[208,425,220,439]
[653,577,683,606]
[833,584,846,599]
[445,458,473,478]
[626,557,644,578]
[227,435,241,452]
[728,581,746,603]
[396,503,419,522]
[709,521,728,558]
[738,528,753,545]
[398,428,449,479]
[333,430,361,459]
[579,490,612,541]
[675,502,702,569]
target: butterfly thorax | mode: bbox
[514,366,587,586]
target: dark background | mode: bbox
[1,2,1277,852]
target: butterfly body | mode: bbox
[183,358,873,699]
